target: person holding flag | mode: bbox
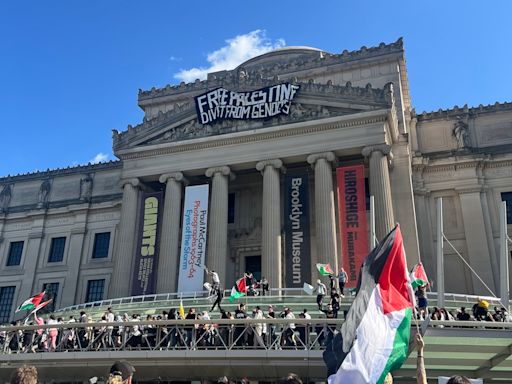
[411,263,430,319]
[229,276,247,302]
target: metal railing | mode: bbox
[1,318,511,355]
[57,288,319,312]
[56,289,506,313]
[0,318,341,354]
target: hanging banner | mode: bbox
[131,191,163,296]
[177,184,209,296]
[195,83,300,125]
[336,164,368,289]
[284,172,311,288]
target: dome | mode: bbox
[236,46,326,69]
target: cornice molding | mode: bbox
[116,110,388,161]
[0,161,122,183]
[416,101,512,121]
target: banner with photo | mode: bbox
[177,184,209,296]
[284,172,311,288]
[336,164,368,289]
[131,191,163,296]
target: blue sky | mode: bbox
[1,1,511,177]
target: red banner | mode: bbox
[336,164,368,288]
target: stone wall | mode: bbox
[0,162,123,319]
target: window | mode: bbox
[6,241,23,266]
[0,286,15,323]
[92,232,110,259]
[85,279,105,303]
[48,237,66,263]
[228,193,235,224]
[42,282,59,313]
[502,192,512,224]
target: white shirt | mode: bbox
[316,283,327,295]
[211,272,220,284]
[106,312,115,329]
[285,312,295,329]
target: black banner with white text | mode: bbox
[284,172,311,287]
[195,83,300,125]
[131,191,163,296]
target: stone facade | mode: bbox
[0,38,510,321]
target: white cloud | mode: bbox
[174,30,285,83]
[89,152,109,164]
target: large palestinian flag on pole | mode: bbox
[324,225,414,384]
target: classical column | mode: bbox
[205,166,232,286]
[362,145,395,241]
[109,178,140,299]
[157,172,185,294]
[256,159,283,290]
[307,152,338,274]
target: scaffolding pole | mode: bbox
[370,195,376,250]
[436,198,445,309]
[500,201,510,312]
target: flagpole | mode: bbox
[436,198,445,309]
[500,201,510,312]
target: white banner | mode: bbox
[177,184,209,296]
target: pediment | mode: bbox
[113,80,393,153]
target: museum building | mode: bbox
[0,38,511,322]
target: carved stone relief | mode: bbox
[37,179,51,208]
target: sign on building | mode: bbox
[284,172,311,287]
[195,83,300,124]
[132,191,163,296]
[177,184,209,296]
[336,165,368,289]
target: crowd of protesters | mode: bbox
[1,270,509,355]
[0,303,342,354]
[414,285,510,323]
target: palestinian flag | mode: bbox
[16,291,45,312]
[410,262,429,289]
[324,225,414,384]
[229,277,247,302]
[23,299,53,324]
[316,263,334,276]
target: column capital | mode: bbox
[362,144,391,158]
[120,178,140,189]
[205,166,231,178]
[159,172,184,184]
[256,159,283,172]
[307,151,336,165]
